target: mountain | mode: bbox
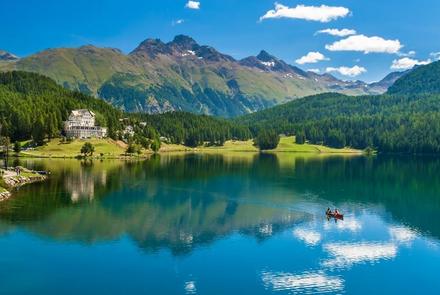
[369,70,410,93]
[13,45,138,96]
[239,50,304,74]
[236,61,440,153]
[4,35,395,117]
[0,50,19,61]
[387,61,440,95]
[0,71,252,146]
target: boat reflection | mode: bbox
[0,153,439,257]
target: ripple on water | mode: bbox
[322,242,397,269]
[261,271,344,294]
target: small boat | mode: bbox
[326,212,344,220]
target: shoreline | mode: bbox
[17,137,364,159]
[0,168,48,201]
[17,148,364,160]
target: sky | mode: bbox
[1,0,440,82]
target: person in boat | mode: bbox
[334,209,340,216]
[326,208,332,215]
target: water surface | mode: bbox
[0,154,439,294]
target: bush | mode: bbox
[80,142,95,157]
[126,143,141,155]
[254,130,280,151]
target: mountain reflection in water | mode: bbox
[0,153,439,294]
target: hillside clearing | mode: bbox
[20,138,126,158]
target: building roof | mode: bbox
[70,109,95,117]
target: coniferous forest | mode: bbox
[0,71,122,142]
[2,61,440,154]
[236,92,440,153]
[236,61,440,154]
[0,71,251,146]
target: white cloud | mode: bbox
[308,68,320,74]
[316,28,356,37]
[323,242,397,268]
[260,4,350,23]
[296,51,329,65]
[185,1,200,9]
[293,228,321,246]
[397,50,416,57]
[391,57,431,70]
[261,271,344,294]
[406,50,416,57]
[324,218,362,232]
[389,226,417,244]
[184,281,197,294]
[430,52,440,60]
[172,19,185,26]
[326,65,367,77]
[325,35,403,54]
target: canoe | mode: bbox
[326,212,344,220]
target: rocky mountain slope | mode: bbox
[0,50,19,61]
[2,36,407,117]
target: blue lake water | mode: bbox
[0,154,439,294]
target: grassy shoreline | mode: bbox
[18,136,363,159]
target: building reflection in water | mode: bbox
[64,164,108,203]
[1,154,439,294]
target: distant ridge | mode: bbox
[2,35,407,117]
[0,50,19,61]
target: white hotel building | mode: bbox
[64,109,107,138]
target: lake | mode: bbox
[0,154,439,294]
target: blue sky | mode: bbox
[1,0,440,82]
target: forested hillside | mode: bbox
[3,66,440,154]
[0,71,122,142]
[237,91,440,153]
[0,71,251,146]
[132,112,252,146]
[388,61,440,95]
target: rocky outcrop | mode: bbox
[0,191,11,201]
[0,168,48,201]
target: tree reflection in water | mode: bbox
[0,153,439,254]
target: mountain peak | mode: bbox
[256,50,276,62]
[170,35,198,47]
[168,35,200,55]
[0,50,19,61]
[240,51,291,73]
[130,38,171,57]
